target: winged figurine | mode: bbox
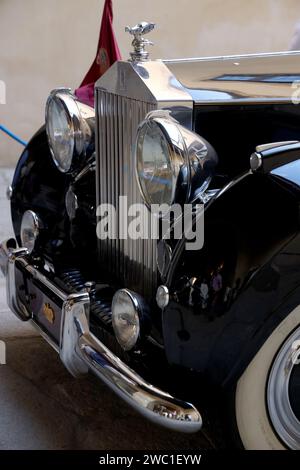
[125,21,155,38]
[125,22,156,61]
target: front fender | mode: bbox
[162,168,300,387]
[11,125,69,245]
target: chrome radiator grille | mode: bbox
[96,89,157,298]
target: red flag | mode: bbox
[75,0,121,107]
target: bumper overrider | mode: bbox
[0,238,202,433]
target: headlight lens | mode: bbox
[112,289,149,351]
[45,89,94,173]
[111,289,142,351]
[20,210,41,254]
[46,95,74,172]
[136,119,174,206]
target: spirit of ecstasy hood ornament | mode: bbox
[125,21,155,62]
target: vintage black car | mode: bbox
[1,22,300,449]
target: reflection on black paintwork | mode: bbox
[163,163,300,383]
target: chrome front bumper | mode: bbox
[0,239,202,433]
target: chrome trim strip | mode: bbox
[26,265,68,301]
[73,157,96,183]
[0,238,202,433]
[215,171,251,200]
[164,50,300,63]
[255,141,299,153]
[18,257,68,301]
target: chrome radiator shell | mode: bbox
[96,90,156,296]
[95,60,193,298]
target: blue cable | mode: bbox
[0,125,27,147]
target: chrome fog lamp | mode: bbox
[135,110,218,211]
[156,285,169,309]
[20,210,41,254]
[45,88,94,173]
[112,289,149,351]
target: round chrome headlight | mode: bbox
[135,110,218,210]
[45,88,94,173]
[20,210,41,254]
[135,111,187,208]
[111,289,150,351]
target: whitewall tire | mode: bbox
[235,305,300,450]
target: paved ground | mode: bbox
[0,169,214,450]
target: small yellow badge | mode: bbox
[43,302,55,324]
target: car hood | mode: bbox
[164,51,300,105]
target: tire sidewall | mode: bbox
[235,306,300,450]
